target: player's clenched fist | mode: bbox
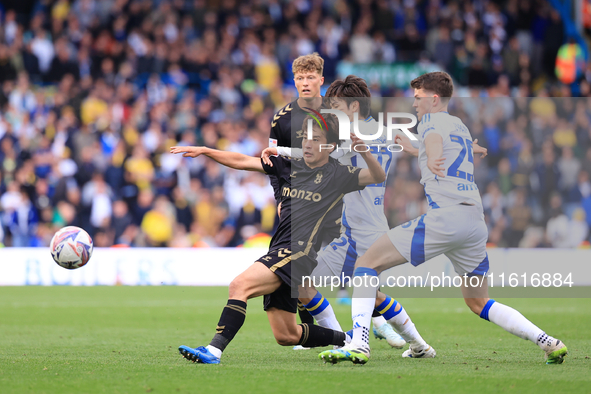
[472,139,488,158]
[170,146,205,158]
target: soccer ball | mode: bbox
[50,226,94,270]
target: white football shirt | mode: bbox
[416,111,483,209]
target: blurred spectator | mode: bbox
[0,0,589,249]
[558,147,581,193]
[534,142,561,211]
[30,28,54,74]
[8,186,38,247]
[569,208,589,247]
[0,44,17,84]
[396,24,425,62]
[141,195,175,246]
[504,188,532,247]
[111,200,133,244]
[373,31,395,63]
[546,193,570,247]
[9,72,36,114]
[82,172,113,234]
[349,18,374,64]
[46,38,79,83]
[433,26,454,71]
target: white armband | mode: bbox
[276,146,292,156]
[277,147,304,158]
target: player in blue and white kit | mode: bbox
[319,71,568,365]
[263,76,410,348]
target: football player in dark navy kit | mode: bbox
[269,53,342,325]
[171,113,386,364]
[268,53,325,195]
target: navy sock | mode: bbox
[298,301,315,324]
[298,323,346,348]
[209,299,247,352]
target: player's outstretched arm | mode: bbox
[261,146,303,167]
[473,139,487,158]
[170,146,265,172]
[351,134,386,186]
[424,134,446,177]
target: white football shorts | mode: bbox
[387,204,489,276]
[311,228,386,278]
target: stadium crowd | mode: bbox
[0,0,590,248]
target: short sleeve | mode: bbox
[336,163,365,194]
[418,113,448,140]
[261,155,288,177]
[269,116,280,144]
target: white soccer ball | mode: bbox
[50,226,94,270]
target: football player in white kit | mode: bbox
[319,71,568,365]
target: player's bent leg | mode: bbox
[296,285,315,334]
[344,236,408,362]
[267,308,302,346]
[293,302,314,349]
[298,242,352,334]
[462,276,567,364]
[372,292,405,348]
[298,287,343,331]
[354,233,407,273]
[297,283,318,306]
[179,262,283,364]
[267,307,348,347]
[459,275,490,315]
[297,302,315,325]
[229,262,283,301]
[296,271,344,346]
[373,293,435,358]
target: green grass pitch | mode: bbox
[0,287,590,394]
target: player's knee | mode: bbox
[356,254,375,270]
[273,331,300,346]
[375,294,387,308]
[228,277,249,300]
[357,254,399,274]
[464,298,487,315]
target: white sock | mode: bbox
[386,307,427,349]
[486,301,544,344]
[205,345,222,359]
[350,268,380,348]
[310,302,342,331]
[535,332,558,351]
[351,297,374,347]
[372,315,387,328]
